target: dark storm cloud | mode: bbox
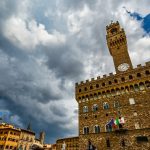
[0,0,149,144]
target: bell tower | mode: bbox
[106,21,133,73]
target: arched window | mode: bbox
[103,102,109,109]
[145,81,150,88]
[90,86,93,90]
[129,75,133,79]
[121,77,125,82]
[94,125,100,133]
[106,124,112,132]
[79,89,81,92]
[93,104,98,112]
[145,70,150,75]
[106,138,110,147]
[114,101,120,108]
[83,127,89,134]
[139,82,145,90]
[121,139,126,147]
[96,84,99,88]
[84,87,87,91]
[137,73,141,78]
[102,83,105,87]
[114,79,118,83]
[83,106,88,113]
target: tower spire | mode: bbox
[27,122,32,131]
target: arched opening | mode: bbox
[130,85,134,92]
[137,73,141,78]
[145,70,150,75]
[129,75,133,80]
[116,88,120,95]
[93,104,98,112]
[103,102,109,109]
[134,84,139,92]
[94,125,100,133]
[90,85,93,90]
[139,82,145,90]
[96,84,99,88]
[145,81,150,88]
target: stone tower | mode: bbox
[75,21,150,149]
[106,21,133,73]
[39,131,45,145]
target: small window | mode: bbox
[83,127,89,134]
[135,122,140,129]
[137,73,141,78]
[121,139,125,147]
[114,101,120,108]
[79,89,81,92]
[96,84,99,88]
[136,136,148,142]
[129,98,135,105]
[145,70,150,75]
[84,87,87,91]
[133,111,137,116]
[93,104,98,112]
[83,106,88,113]
[103,102,109,109]
[121,77,125,82]
[94,125,100,133]
[129,75,133,79]
[114,79,118,83]
[90,86,93,90]
[106,124,112,132]
[108,81,112,85]
[102,83,105,87]
[106,139,110,147]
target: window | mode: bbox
[96,84,99,88]
[129,75,133,79]
[114,79,118,83]
[121,77,125,82]
[108,81,112,85]
[133,111,137,116]
[93,104,98,112]
[136,136,148,142]
[106,139,110,147]
[121,139,125,147]
[79,89,81,92]
[83,106,88,113]
[137,73,141,78]
[83,127,89,134]
[90,86,93,90]
[94,125,100,133]
[129,98,135,105]
[145,70,150,75]
[114,101,120,108]
[103,102,109,109]
[106,124,112,132]
[135,122,140,129]
[84,87,87,91]
[102,83,105,87]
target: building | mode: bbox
[75,21,150,149]
[56,136,79,150]
[0,123,21,150]
[17,128,35,150]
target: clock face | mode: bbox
[118,63,129,71]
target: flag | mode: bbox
[119,117,125,124]
[115,118,120,125]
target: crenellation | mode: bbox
[146,61,150,66]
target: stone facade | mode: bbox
[56,137,79,150]
[75,21,150,149]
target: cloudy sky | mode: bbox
[0,0,150,143]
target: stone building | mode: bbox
[75,21,150,149]
[56,136,79,150]
[17,128,35,150]
[0,123,21,150]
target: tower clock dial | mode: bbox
[118,63,129,72]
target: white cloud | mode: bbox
[3,17,66,50]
